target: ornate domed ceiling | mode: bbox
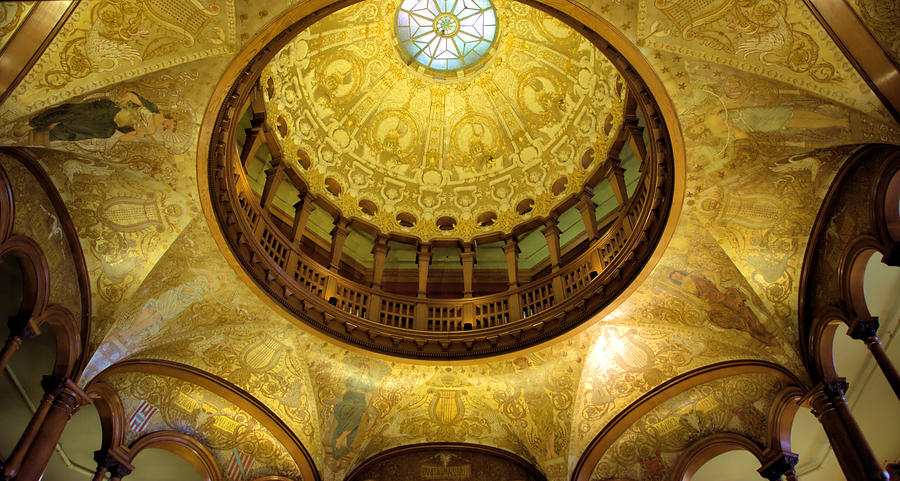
[205,0,675,358]
[260,0,627,240]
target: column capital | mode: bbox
[758,451,799,481]
[807,378,849,416]
[331,217,351,237]
[848,317,879,342]
[7,316,40,338]
[94,448,134,477]
[293,192,316,213]
[502,235,518,250]
[372,235,390,255]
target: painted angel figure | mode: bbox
[15,91,177,142]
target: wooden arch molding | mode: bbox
[799,143,900,384]
[0,233,50,325]
[570,360,803,481]
[0,147,92,376]
[129,431,223,481]
[88,359,321,481]
[343,442,548,481]
[669,432,765,481]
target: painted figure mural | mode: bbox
[329,359,391,459]
[14,91,176,142]
[667,269,777,345]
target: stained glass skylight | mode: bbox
[395,0,498,73]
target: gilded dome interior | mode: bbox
[261,0,627,239]
[0,0,899,480]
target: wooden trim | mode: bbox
[765,385,804,454]
[343,442,547,481]
[570,360,802,481]
[128,431,222,481]
[0,234,50,324]
[0,162,13,243]
[33,304,80,379]
[85,381,128,452]
[802,0,900,124]
[0,1,80,107]
[1,147,93,378]
[669,432,764,481]
[88,359,321,481]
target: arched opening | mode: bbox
[691,450,762,481]
[130,448,207,481]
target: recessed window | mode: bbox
[395,0,498,74]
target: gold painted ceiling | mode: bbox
[0,0,899,480]
[261,0,626,239]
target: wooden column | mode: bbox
[0,320,37,374]
[15,378,90,481]
[259,161,286,211]
[758,451,799,481]
[239,121,264,168]
[575,188,599,240]
[624,122,647,166]
[542,220,562,268]
[807,379,888,481]
[371,235,390,289]
[848,317,900,401]
[290,193,315,245]
[502,236,522,321]
[606,157,628,205]
[542,220,565,301]
[2,387,56,479]
[413,244,431,330]
[460,243,475,298]
[328,218,351,270]
[324,218,350,301]
[416,244,431,298]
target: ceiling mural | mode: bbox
[261,0,627,239]
[1,0,898,480]
[0,0,237,121]
[0,152,83,323]
[589,372,789,480]
[635,0,892,122]
[105,371,303,479]
[0,56,231,353]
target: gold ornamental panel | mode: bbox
[261,0,626,240]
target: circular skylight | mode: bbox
[395,0,498,73]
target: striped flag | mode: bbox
[128,400,158,433]
[225,448,254,481]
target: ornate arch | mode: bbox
[571,360,802,481]
[669,432,765,481]
[799,143,900,383]
[344,443,547,481]
[0,147,92,377]
[0,234,50,324]
[88,359,320,481]
[129,431,223,481]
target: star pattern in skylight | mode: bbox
[396,0,498,73]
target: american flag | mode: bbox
[128,400,158,433]
[225,448,254,481]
